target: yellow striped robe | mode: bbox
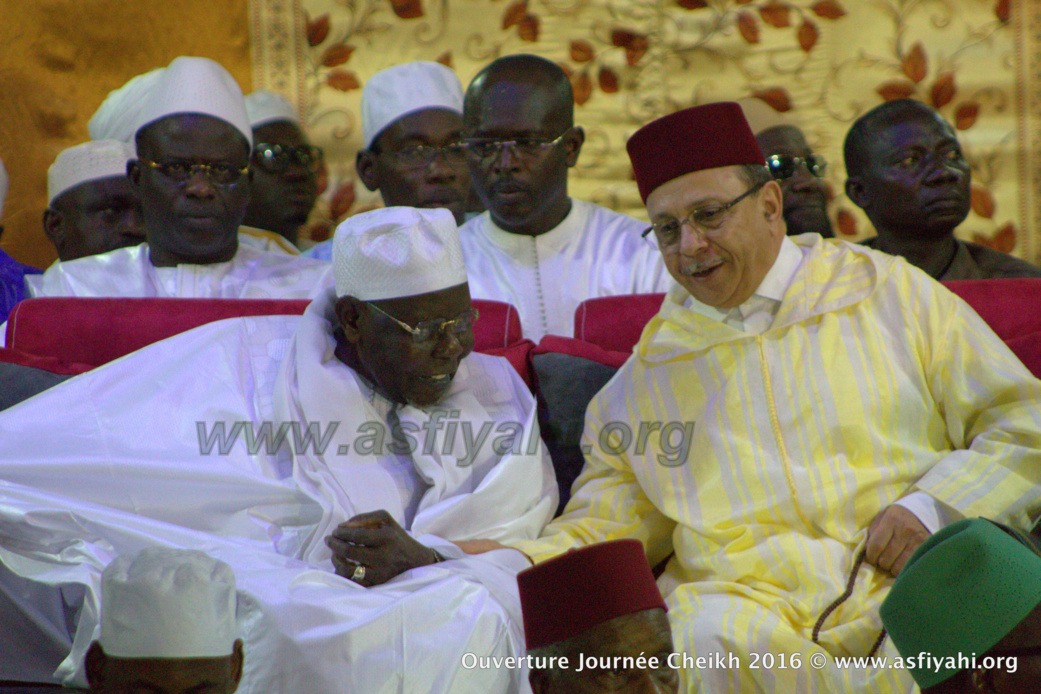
[518,236,1041,693]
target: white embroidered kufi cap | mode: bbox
[0,156,7,220]
[135,57,252,146]
[244,90,300,128]
[48,140,135,204]
[333,206,467,300]
[99,547,238,659]
[361,61,463,149]
[88,68,166,144]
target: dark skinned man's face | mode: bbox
[130,114,252,267]
[357,108,471,226]
[44,176,144,261]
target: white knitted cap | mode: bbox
[48,140,134,203]
[0,156,7,220]
[135,57,252,146]
[88,68,166,144]
[99,548,238,659]
[333,206,466,300]
[244,90,300,128]
[361,61,463,149]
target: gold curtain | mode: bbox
[0,0,252,269]
[254,0,1038,265]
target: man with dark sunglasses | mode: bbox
[738,98,834,238]
[27,57,329,301]
[846,99,1041,280]
[883,518,1041,693]
[241,90,322,250]
[458,54,669,341]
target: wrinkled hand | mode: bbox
[325,510,438,587]
[866,505,931,577]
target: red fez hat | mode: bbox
[517,539,667,651]
[627,102,766,202]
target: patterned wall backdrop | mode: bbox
[251,0,1037,264]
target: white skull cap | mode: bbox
[135,57,252,146]
[99,547,238,659]
[244,90,300,128]
[333,206,467,300]
[48,140,135,204]
[361,61,463,149]
[89,68,166,144]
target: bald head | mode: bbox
[462,54,583,236]
[464,54,574,133]
[843,99,944,178]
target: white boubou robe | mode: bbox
[0,292,556,693]
[459,199,671,341]
[25,237,330,300]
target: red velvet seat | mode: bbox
[570,280,1041,378]
[2,297,532,383]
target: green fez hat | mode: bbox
[880,518,1041,689]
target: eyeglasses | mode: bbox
[642,180,768,247]
[367,303,479,345]
[765,154,827,181]
[140,158,249,186]
[384,143,467,170]
[462,130,570,163]
[252,143,324,174]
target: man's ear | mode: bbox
[229,639,245,691]
[335,295,365,344]
[43,208,64,247]
[564,126,584,168]
[845,176,868,210]
[761,179,785,236]
[85,641,107,689]
[356,150,381,192]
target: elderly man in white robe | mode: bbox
[0,207,555,692]
[29,56,328,301]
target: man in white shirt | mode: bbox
[458,54,669,341]
[30,57,329,300]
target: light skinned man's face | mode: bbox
[645,166,785,310]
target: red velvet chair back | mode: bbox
[573,294,666,353]
[3,297,525,373]
[572,282,1041,377]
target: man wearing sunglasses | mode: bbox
[846,99,1041,280]
[501,103,1041,694]
[241,90,322,251]
[882,518,1041,693]
[458,54,669,341]
[27,57,329,301]
[738,98,834,238]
